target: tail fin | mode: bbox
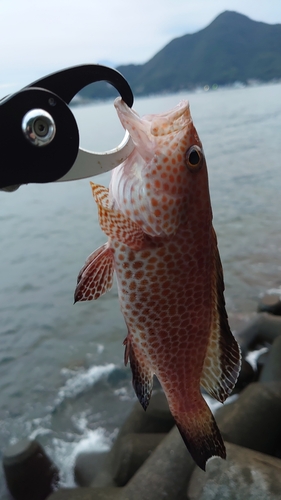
[174,399,226,471]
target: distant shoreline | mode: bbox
[73,79,281,107]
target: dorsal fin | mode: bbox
[200,228,241,403]
[91,182,145,251]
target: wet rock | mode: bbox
[187,441,281,500]
[3,438,59,500]
[256,349,269,377]
[216,381,281,456]
[47,487,122,500]
[112,433,166,486]
[257,293,281,315]
[235,357,255,390]
[115,390,175,436]
[50,426,194,499]
[92,391,174,487]
[124,426,195,500]
[260,336,281,383]
[74,451,107,487]
[236,313,281,356]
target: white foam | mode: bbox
[73,426,111,456]
[55,363,115,406]
[260,288,281,297]
[114,387,131,401]
[97,344,105,354]
[246,346,268,369]
[50,425,112,488]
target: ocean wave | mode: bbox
[54,363,116,407]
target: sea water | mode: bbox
[0,83,281,496]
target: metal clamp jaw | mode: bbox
[0,65,134,191]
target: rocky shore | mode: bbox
[4,293,281,500]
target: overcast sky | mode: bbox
[0,0,280,95]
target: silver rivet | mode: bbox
[22,109,56,147]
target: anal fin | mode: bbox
[74,242,114,302]
[91,182,145,251]
[124,336,153,411]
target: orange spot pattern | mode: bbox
[76,100,240,469]
[114,213,214,409]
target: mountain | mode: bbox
[79,11,281,100]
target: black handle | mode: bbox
[26,64,134,107]
[0,88,79,189]
[0,65,134,190]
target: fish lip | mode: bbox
[114,97,190,129]
[150,100,191,137]
[114,97,155,159]
[114,97,141,124]
[114,97,191,156]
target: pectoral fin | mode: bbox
[91,182,145,250]
[124,336,153,411]
[74,242,114,302]
[201,229,241,403]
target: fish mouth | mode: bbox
[150,101,191,137]
[114,97,155,159]
[114,97,191,160]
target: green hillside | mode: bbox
[79,11,281,100]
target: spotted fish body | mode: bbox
[75,98,241,470]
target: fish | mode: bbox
[74,97,241,470]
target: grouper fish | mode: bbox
[74,98,241,470]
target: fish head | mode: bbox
[111,98,211,237]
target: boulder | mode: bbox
[236,313,281,356]
[49,427,194,500]
[115,390,174,437]
[260,335,281,383]
[216,381,281,456]
[112,433,166,486]
[256,349,269,377]
[187,441,281,500]
[235,357,255,390]
[92,391,174,487]
[3,438,59,500]
[74,451,107,487]
[124,426,195,500]
[257,293,281,315]
[47,487,122,500]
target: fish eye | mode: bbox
[185,146,203,172]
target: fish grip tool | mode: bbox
[0,64,134,191]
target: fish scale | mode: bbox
[75,97,241,470]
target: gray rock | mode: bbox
[236,313,281,356]
[216,381,281,456]
[124,426,195,500]
[92,391,174,488]
[115,390,175,437]
[260,335,281,383]
[256,349,269,376]
[235,357,255,390]
[74,451,107,487]
[187,441,281,500]
[112,433,166,486]
[47,487,122,500]
[49,427,194,499]
[3,438,59,500]
[257,293,281,315]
